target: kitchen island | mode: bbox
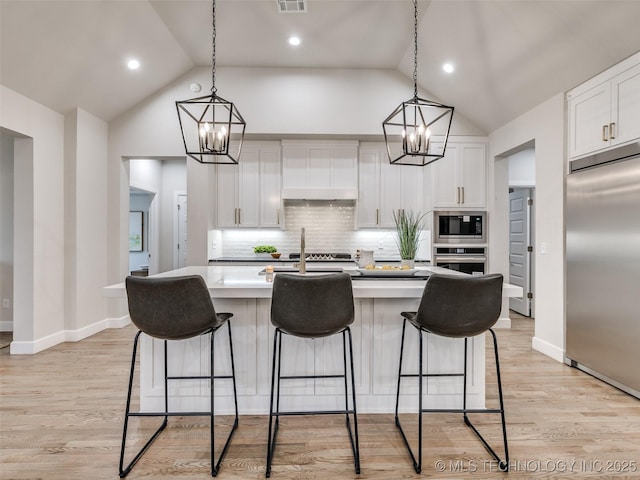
[104,265,521,414]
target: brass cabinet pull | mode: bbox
[238,207,241,225]
[609,122,616,139]
[602,124,609,142]
[461,186,465,204]
[456,187,461,204]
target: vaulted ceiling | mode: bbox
[2,0,639,134]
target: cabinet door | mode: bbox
[399,167,425,216]
[379,159,402,227]
[611,63,640,147]
[357,147,381,228]
[215,164,239,228]
[568,82,611,158]
[459,143,486,208]
[260,148,282,228]
[237,149,259,227]
[431,143,459,208]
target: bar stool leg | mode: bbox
[266,329,281,478]
[345,327,361,474]
[119,332,168,478]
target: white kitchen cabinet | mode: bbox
[431,141,486,209]
[568,54,640,160]
[215,142,281,228]
[357,143,425,228]
[281,140,358,199]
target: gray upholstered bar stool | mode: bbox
[395,273,508,473]
[120,275,238,478]
[266,273,360,477]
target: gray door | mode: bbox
[508,188,533,316]
[177,194,188,268]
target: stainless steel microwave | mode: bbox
[433,211,486,244]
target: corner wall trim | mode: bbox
[494,317,511,329]
[532,336,564,363]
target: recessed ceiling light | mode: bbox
[443,63,454,74]
[288,36,301,46]
[127,59,140,70]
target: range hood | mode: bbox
[281,187,358,200]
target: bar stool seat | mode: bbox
[119,275,238,478]
[266,273,360,477]
[395,273,509,473]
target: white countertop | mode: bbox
[104,265,523,299]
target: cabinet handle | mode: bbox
[456,187,460,204]
[234,208,238,225]
[461,187,465,204]
[609,122,616,140]
[376,208,380,225]
[602,124,609,142]
[238,208,241,225]
[277,208,280,225]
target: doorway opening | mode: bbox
[0,130,15,343]
[507,147,536,318]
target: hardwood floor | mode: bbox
[1,314,639,479]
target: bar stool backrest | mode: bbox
[271,273,354,338]
[126,275,217,340]
[415,273,503,338]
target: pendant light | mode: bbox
[382,0,454,166]
[176,0,246,164]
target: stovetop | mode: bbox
[289,252,352,261]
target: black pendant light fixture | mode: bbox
[382,0,454,166]
[176,0,246,164]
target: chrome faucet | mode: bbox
[299,227,306,274]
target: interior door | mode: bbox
[509,188,532,316]
[176,194,187,268]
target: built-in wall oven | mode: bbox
[433,246,486,275]
[433,211,487,275]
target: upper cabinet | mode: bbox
[215,142,281,228]
[568,53,640,160]
[430,140,487,209]
[357,143,425,228]
[281,140,358,200]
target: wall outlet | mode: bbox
[378,240,384,250]
[2,299,9,309]
[540,242,548,255]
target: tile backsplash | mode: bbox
[211,200,431,260]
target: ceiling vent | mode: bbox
[277,0,307,13]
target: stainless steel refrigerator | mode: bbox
[566,141,640,399]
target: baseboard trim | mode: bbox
[9,316,131,355]
[495,316,511,329]
[532,336,564,362]
[0,321,13,332]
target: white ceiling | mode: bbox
[2,0,639,133]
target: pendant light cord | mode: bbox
[413,0,418,99]
[211,0,217,95]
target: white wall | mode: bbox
[108,66,485,285]
[0,85,65,353]
[63,109,109,335]
[509,148,536,187]
[1,86,113,353]
[489,93,565,362]
[0,131,15,331]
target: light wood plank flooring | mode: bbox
[1,314,639,479]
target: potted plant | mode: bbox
[393,210,425,268]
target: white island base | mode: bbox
[105,266,522,415]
